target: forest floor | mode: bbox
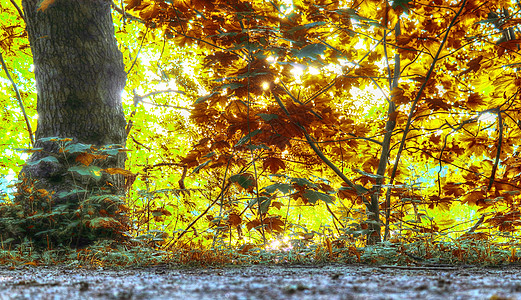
[0,264,519,299]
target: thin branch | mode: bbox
[166,182,232,248]
[141,162,185,172]
[382,19,401,242]
[388,0,468,187]
[325,202,345,232]
[126,27,149,74]
[273,93,357,190]
[111,0,143,23]
[9,0,24,20]
[488,109,503,191]
[140,101,192,111]
[466,214,485,234]
[130,135,151,150]
[0,50,34,146]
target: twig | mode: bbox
[325,202,344,234]
[488,109,503,191]
[9,0,24,20]
[466,214,485,234]
[382,20,401,241]
[388,0,468,189]
[178,165,187,190]
[126,27,149,74]
[111,0,143,23]
[165,182,231,248]
[129,135,151,151]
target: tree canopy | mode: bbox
[1,0,521,262]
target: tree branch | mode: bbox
[0,50,34,146]
[388,0,468,188]
[488,109,503,191]
[9,0,24,20]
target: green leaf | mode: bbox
[99,145,124,156]
[291,177,315,188]
[287,21,326,34]
[263,183,293,194]
[248,196,271,214]
[195,92,218,104]
[38,136,66,143]
[229,174,255,190]
[88,217,116,229]
[296,43,327,60]
[353,169,385,179]
[192,160,211,174]
[220,82,244,90]
[303,190,335,204]
[235,129,262,147]
[257,113,279,121]
[68,165,102,181]
[14,147,43,153]
[25,156,59,166]
[64,143,92,153]
[56,189,88,198]
[151,211,163,217]
[259,197,271,214]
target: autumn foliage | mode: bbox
[1,0,521,258]
[119,0,521,247]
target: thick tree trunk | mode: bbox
[12,0,128,247]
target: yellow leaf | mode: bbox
[125,0,142,10]
[37,189,49,197]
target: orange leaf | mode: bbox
[501,19,521,29]
[246,219,261,231]
[460,55,483,76]
[37,189,49,197]
[271,201,283,209]
[75,153,108,166]
[140,2,160,20]
[103,168,135,177]
[37,0,55,11]
[262,157,286,173]
[125,0,142,10]
[463,191,485,206]
[263,216,284,233]
[325,238,332,257]
[239,243,256,254]
[227,213,242,227]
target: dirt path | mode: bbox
[0,264,519,299]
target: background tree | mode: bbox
[10,0,129,247]
[123,0,521,248]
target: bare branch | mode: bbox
[0,51,34,146]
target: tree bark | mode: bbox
[13,0,128,247]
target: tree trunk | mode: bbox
[13,0,128,247]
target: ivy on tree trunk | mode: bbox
[11,0,128,247]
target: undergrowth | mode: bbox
[0,237,519,268]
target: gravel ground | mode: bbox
[0,264,519,299]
